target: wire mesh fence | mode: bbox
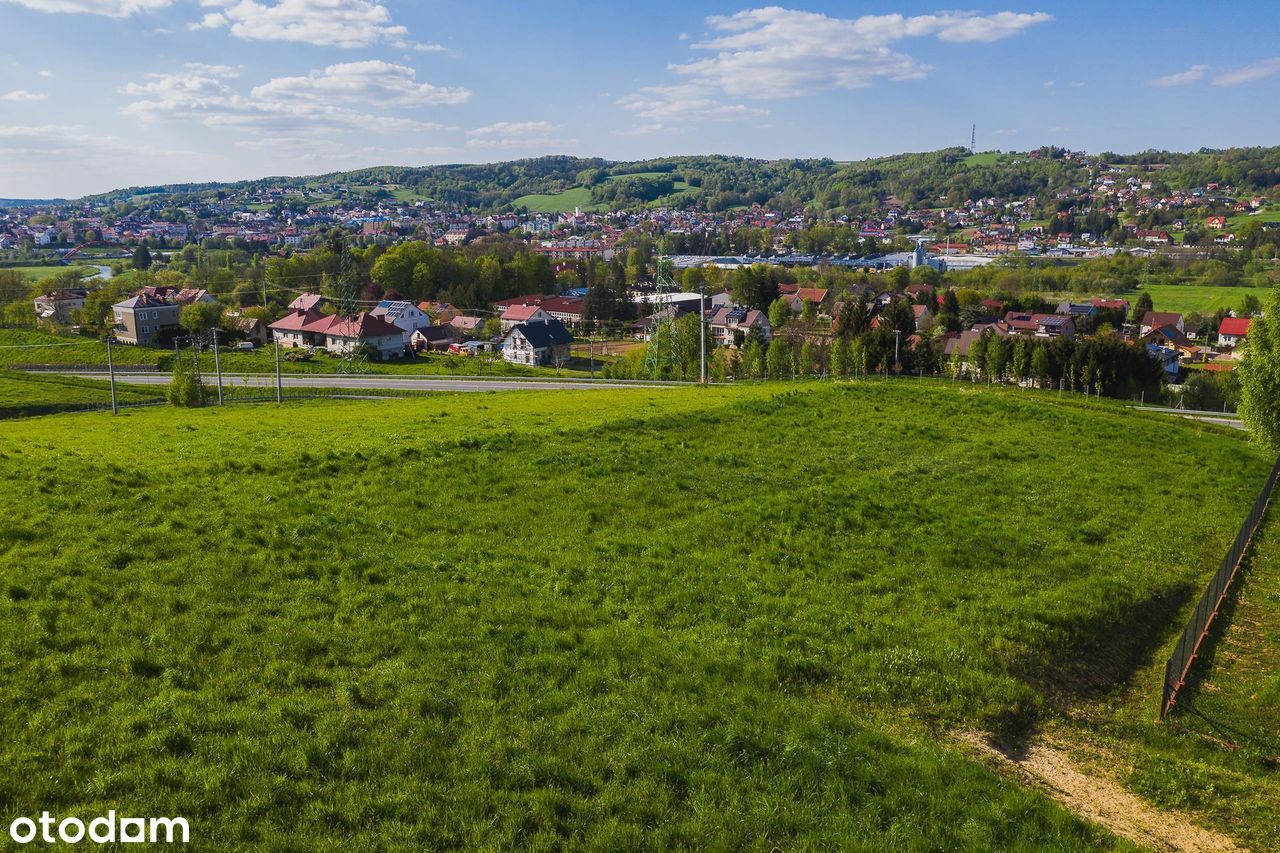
[1161,454,1280,718]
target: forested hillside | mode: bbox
[70,146,1280,216]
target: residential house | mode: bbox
[1206,215,1228,230]
[708,305,771,348]
[501,318,574,366]
[112,295,182,346]
[309,313,407,360]
[33,288,88,324]
[500,303,551,332]
[370,300,431,338]
[411,326,455,352]
[1217,316,1251,348]
[1140,311,1184,336]
[539,296,587,328]
[418,301,459,325]
[269,309,407,360]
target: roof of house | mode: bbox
[268,308,326,332]
[502,304,548,322]
[1144,324,1195,349]
[449,315,482,329]
[508,318,573,348]
[1219,317,1252,337]
[539,296,586,316]
[311,312,404,340]
[412,325,453,342]
[794,287,828,304]
[371,300,420,321]
[1143,311,1183,328]
[288,293,324,312]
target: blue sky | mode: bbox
[1,0,1278,198]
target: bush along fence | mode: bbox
[1161,454,1280,718]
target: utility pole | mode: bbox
[589,333,595,379]
[106,335,118,415]
[274,341,283,404]
[700,286,707,384]
[894,329,902,372]
[211,329,224,405]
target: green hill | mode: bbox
[0,381,1270,848]
[68,145,1280,215]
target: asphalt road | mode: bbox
[67,373,677,393]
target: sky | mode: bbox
[1,0,1278,198]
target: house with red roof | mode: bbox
[500,303,551,332]
[1217,316,1251,348]
[269,309,407,360]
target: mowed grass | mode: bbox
[513,186,597,214]
[0,264,97,281]
[1059,503,1280,851]
[0,381,1270,849]
[0,370,164,418]
[1137,284,1271,315]
[0,329,595,378]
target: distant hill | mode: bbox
[64,145,1280,215]
[0,198,69,207]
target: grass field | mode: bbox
[964,152,1007,166]
[1136,285,1271,315]
[0,264,97,281]
[0,380,1272,848]
[1051,502,1280,852]
[0,369,164,418]
[512,186,598,214]
[0,329,597,378]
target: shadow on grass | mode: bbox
[1019,583,1197,708]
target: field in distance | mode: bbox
[0,381,1270,849]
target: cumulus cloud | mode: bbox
[621,7,1051,120]
[194,0,440,49]
[1213,57,1280,86]
[251,61,469,107]
[620,83,767,122]
[1,0,170,15]
[1147,64,1207,87]
[120,61,465,134]
[465,120,575,149]
[1,90,49,102]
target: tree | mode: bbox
[133,244,153,271]
[766,338,792,379]
[768,297,791,330]
[1031,344,1050,388]
[1130,291,1153,325]
[166,358,204,407]
[741,334,765,378]
[830,335,850,377]
[180,301,223,335]
[798,339,817,377]
[1239,286,1280,449]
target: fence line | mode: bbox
[1161,454,1280,718]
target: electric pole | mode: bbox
[211,328,224,405]
[700,285,707,384]
[274,341,283,404]
[106,335,118,415]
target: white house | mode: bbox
[501,318,573,367]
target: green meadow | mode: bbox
[0,381,1271,849]
[0,370,164,418]
[1137,284,1272,315]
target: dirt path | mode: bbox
[957,732,1243,852]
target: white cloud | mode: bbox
[993,128,1018,136]
[1,90,49,102]
[251,61,469,107]
[622,7,1050,120]
[465,120,575,149]
[620,83,767,122]
[612,123,668,137]
[195,0,440,49]
[0,0,170,15]
[1213,57,1280,87]
[1147,64,1207,87]
[38,70,55,78]
[120,62,465,135]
